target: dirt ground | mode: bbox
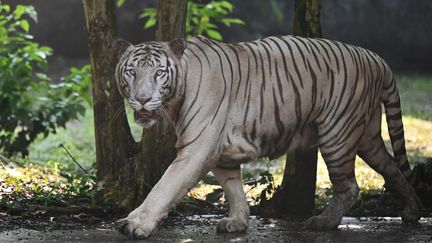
[1,215,431,242]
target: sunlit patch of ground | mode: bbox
[0,160,95,209]
[383,116,432,163]
[0,162,63,200]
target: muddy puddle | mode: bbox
[1,215,432,242]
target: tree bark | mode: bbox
[155,0,187,41]
[82,0,137,208]
[82,0,187,210]
[294,0,322,38]
[271,147,318,217]
[264,0,321,219]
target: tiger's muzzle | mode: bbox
[134,109,156,127]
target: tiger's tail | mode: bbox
[382,76,413,182]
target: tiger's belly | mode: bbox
[219,137,259,164]
[218,124,317,166]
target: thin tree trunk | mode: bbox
[264,0,321,219]
[277,148,318,217]
[82,0,137,208]
[155,0,187,41]
[294,0,322,37]
[82,0,187,210]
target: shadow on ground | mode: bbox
[1,216,431,242]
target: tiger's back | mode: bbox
[182,35,391,167]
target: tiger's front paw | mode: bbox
[117,217,156,240]
[304,215,340,230]
[216,218,248,233]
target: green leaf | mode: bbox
[201,174,219,185]
[206,29,222,41]
[205,188,224,203]
[139,8,157,18]
[0,5,11,13]
[13,5,26,20]
[204,22,217,29]
[20,20,29,32]
[144,17,156,29]
[25,6,38,22]
[218,1,233,12]
[221,18,245,27]
[35,50,46,59]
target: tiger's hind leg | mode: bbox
[212,165,249,233]
[357,110,420,223]
[305,124,362,230]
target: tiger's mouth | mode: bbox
[134,109,156,126]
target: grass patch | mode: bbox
[0,159,96,211]
[397,75,432,120]
[27,107,96,171]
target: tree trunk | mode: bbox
[294,0,322,38]
[155,0,187,41]
[264,0,321,219]
[272,148,318,217]
[82,0,187,210]
[82,0,137,208]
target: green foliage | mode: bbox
[140,8,157,29]
[201,165,276,205]
[243,168,276,204]
[201,174,223,203]
[0,5,91,156]
[140,0,245,40]
[61,172,96,205]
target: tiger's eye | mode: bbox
[128,69,136,76]
[156,70,164,76]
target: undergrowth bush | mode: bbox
[0,4,91,156]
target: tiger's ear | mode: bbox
[169,38,186,59]
[113,38,132,58]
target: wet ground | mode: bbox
[1,215,432,242]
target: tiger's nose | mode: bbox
[136,96,152,105]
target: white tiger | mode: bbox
[113,35,420,239]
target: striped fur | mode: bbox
[115,35,420,239]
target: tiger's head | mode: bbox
[113,38,186,127]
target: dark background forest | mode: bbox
[8,0,432,72]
